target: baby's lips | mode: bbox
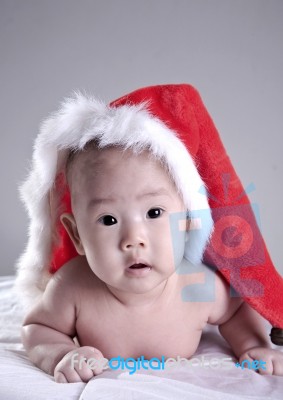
[127,261,152,269]
[129,264,147,269]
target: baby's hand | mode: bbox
[54,346,107,383]
[239,347,283,376]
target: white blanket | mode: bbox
[0,276,282,400]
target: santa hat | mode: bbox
[14,84,283,345]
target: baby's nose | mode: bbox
[120,225,146,251]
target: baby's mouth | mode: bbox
[129,263,150,269]
[126,262,152,276]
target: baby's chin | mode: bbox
[103,271,176,299]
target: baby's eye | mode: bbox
[147,208,163,219]
[99,215,117,226]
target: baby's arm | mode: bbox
[22,261,104,382]
[208,272,283,375]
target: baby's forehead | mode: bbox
[71,147,140,178]
[67,146,176,193]
[69,146,158,178]
[66,148,106,192]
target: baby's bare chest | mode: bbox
[75,295,208,360]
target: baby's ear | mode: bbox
[60,213,85,255]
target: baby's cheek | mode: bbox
[152,234,182,270]
[165,222,186,267]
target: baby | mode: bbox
[22,140,283,383]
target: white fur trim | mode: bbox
[14,92,213,310]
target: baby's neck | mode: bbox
[104,274,178,309]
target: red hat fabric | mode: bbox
[15,84,283,343]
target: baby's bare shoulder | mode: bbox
[58,256,104,296]
[53,255,94,287]
[22,256,96,335]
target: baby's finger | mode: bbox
[79,347,107,374]
[239,352,254,369]
[74,360,96,382]
[271,359,283,376]
[238,352,267,374]
[54,371,67,383]
[256,360,273,375]
[89,349,107,374]
[245,350,273,375]
[55,368,82,383]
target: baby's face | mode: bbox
[61,147,187,295]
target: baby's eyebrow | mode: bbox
[88,198,116,208]
[87,188,172,208]
[137,188,173,199]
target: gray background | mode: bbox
[1,0,282,276]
